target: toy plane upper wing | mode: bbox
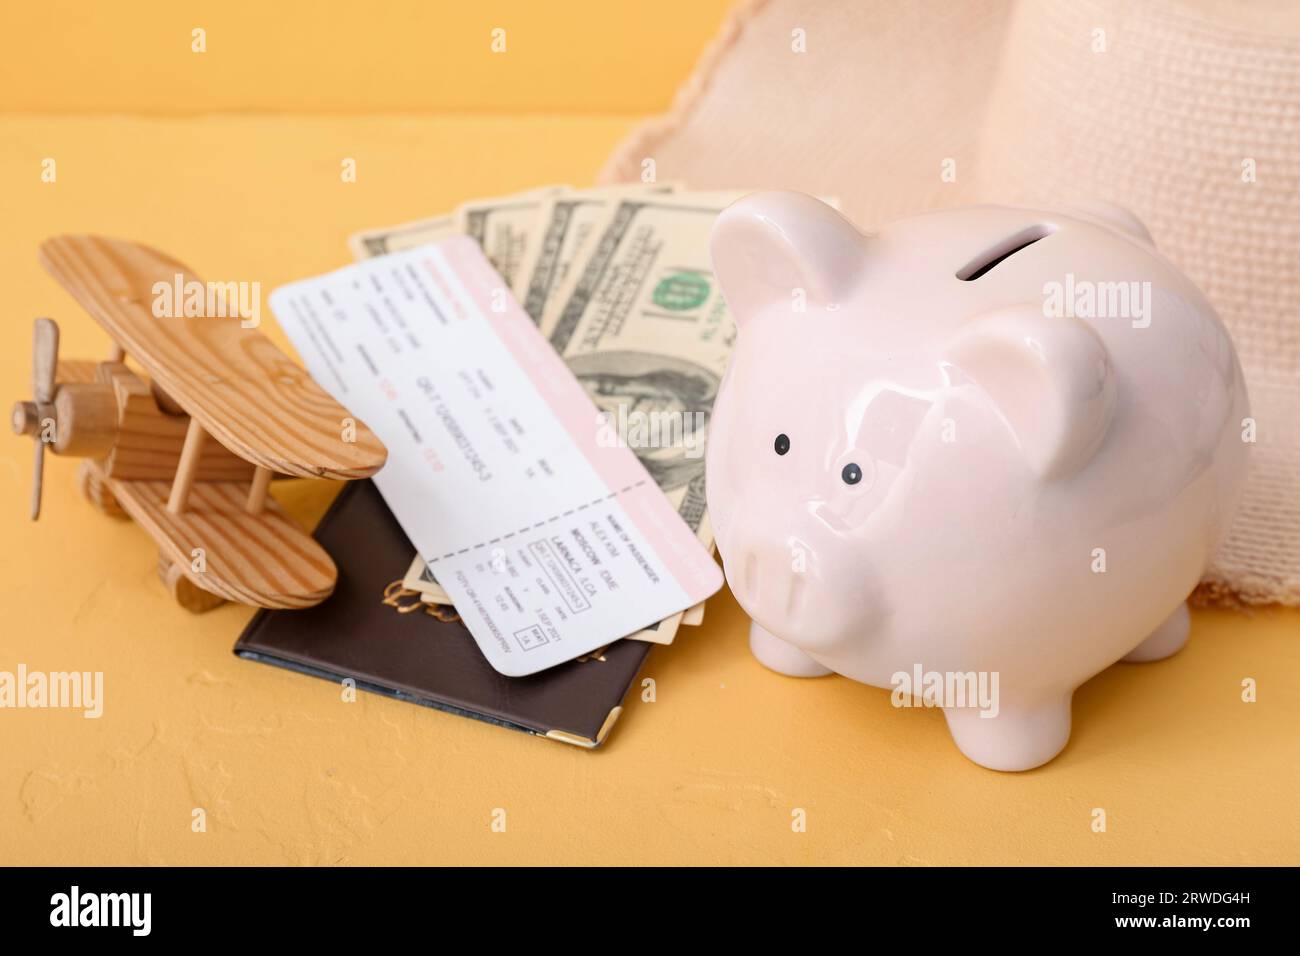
[39,235,386,480]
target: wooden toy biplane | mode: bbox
[10,236,387,612]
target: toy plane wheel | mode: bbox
[111,471,337,610]
[158,554,226,614]
[77,460,124,517]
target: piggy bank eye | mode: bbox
[841,462,863,485]
[774,433,790,456]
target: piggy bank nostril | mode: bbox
[786,574,806,618]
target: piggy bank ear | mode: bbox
[1061,200,1155,247]
[710,191,869,325]
[944,308,1116,479]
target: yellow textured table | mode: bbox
[1,1,1297,865]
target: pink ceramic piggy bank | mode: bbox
[706,192,1249,771]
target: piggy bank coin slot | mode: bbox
[956,225,1055,281]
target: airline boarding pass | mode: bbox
[269,237,722,675]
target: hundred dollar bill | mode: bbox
[454,185,569,289]
[402,552,452,603]
[404,551,706,630]
[536,191,747,641]
[402,552,695,642]
[347,185,568,263]
[511,184,675,323]
[347,212,458,261]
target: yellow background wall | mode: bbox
[0,0,733,113]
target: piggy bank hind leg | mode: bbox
[749,622,833,677]
[1122,602,1190,663]
[942,696,1073,772]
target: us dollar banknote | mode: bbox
[454,185,569,288]
[401,552,690,643]
[402,553,453,604]
[537,191,747,638]
[347,213,459,260]
[347,185,566,263]
[512,184,674,323]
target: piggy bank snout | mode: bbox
[727,530,813,605]
[723,520,864,648]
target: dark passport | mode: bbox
[234,480,651,747]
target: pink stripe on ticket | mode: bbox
[437,236,721,597]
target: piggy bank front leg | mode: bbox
[749,622,834,677]
[942,694,1073,772]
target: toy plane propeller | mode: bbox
[12,316,60,519]
[10,235,388,613]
